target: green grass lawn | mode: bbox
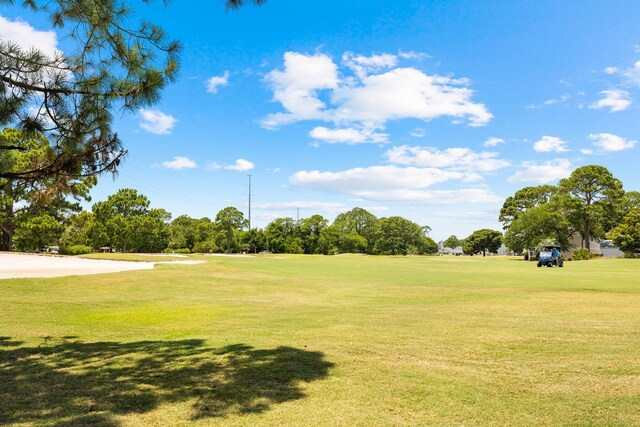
[1,255,640,426]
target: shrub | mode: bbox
[163,248,190,254]
[623,251,638,259]
[327,247,340,256]
[59,245,93,255]
[572,248,594,260]
[192,241,218,253]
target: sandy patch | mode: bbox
[0,253,201,279]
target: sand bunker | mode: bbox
[0,253,200,279]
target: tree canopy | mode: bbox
[463,229,502,256]
[558,165,624,251]
[443,235,462,249]
[0,0,264,182]
[499,185,557,230]
[0,128,94,250]
[610,208,640,256]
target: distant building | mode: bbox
[600,240,625,258]
[567,234,601,256]
[437,245,463,256]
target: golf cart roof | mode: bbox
[541,245,561,250]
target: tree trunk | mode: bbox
[0,203,15,251]
[1,225,13,251]
[584,218,591,253]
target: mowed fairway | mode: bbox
[1,255,640,426]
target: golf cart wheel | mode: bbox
[537,262,542,267]
[559,261,564,267]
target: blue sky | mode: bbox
[2,0,639,240]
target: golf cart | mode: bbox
[537,245,563,268]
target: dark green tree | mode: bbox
[60,211,96,247]
[92,188,151,252]
[169,215,198,250]
[1,0,264,181]
[372,216,427,255]
[333,207,378,251]
[264,217,296,253]
[599,191,640,234]
[240,228,266,253]
[419,236,439,254]
[443,235,462,249]
[503,203,572,254]
[610,208,640,257]
[1,128,94,250]
[129,208,171,253]
[463,229,503,256]
[499,184,557,230]
[13,212,63,251]
[298,215,328,254]
[214,207,247,253]
[558,165,624,252]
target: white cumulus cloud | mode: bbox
[291,166,463,191]
[0,15,59,57]
[348,188,501,204]
[589,133,636,152]
[253,201,347,214]
[331,67,492,127]
[226,158,255,171]
[590,89,631,112]
[507,159,572,184]
[262,52,339,128]
[624,61,640,86]
[483,137,505,147]
[261,51,492,139]
[208,159,255,172]
[139,109,177,135]
[206,71,230,94]
[290,165,499,204]
[525,94,571,109]
[398,50,430,60]
[533,136,569,153]
[309,126,389,144]
[410,128,427,138]
[385,145,510,173]
[342,52,398,78]
[161,156,197,169]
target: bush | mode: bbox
[572,248,594,260]
[163,248,191,254]
[327,247,340,256]
[192,241,218,253]
[59,245,93,255]
[623,251,638,259]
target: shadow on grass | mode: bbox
[0,338,333,426]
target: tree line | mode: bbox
[500,165,640,256]
[1,185,445,255]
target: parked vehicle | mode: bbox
[537,245,563,268]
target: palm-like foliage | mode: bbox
[226,0,267,11]
[1,0,264,181]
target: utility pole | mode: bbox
[247,174,252,230]
[297,207,300,222]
